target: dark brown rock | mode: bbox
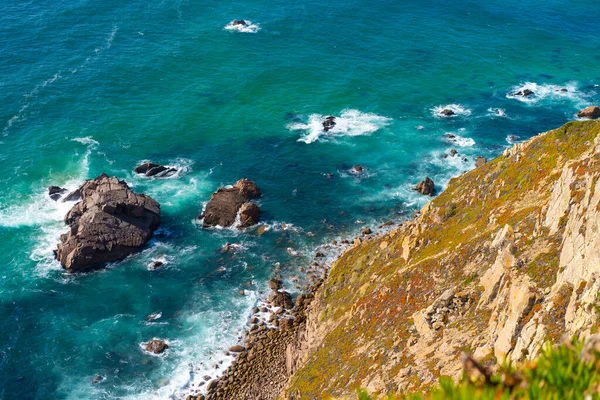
[577,106,600,119]
[48,186,67,201]
[199,179,261,228]
[361,227,372,235]
[232,20,247,26]
[514,88,534,97]
[449,149,458,157]
[144,339,169,354]
[440,109,455,116]
[134,162,176,178]
[270,290,293,309]
[414,177,436,196]
[229,345,245,353]
[54,174,160,272]
[269,278,283,291]
[322,116,336,132]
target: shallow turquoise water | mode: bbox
[1,0,599,398]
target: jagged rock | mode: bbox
[144,339,169,354]
[514,88,534,97]
[414,177,436,196]
[270,290,293,309]
[475,156,487,167]
[54,174,160,272]
[199,179,261,228]
[577,106,600,119]
[48,186,67,201]
[134,162,176,178]
[322,116,336,132]
[238,202,260,228]
[232,20,248,26]
[440,109,455,116]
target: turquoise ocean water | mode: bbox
[1,0,599,398]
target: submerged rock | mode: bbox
[134,162,176,178]
[199,179,261,229]
[48,186,67,201]
[91,375,105,384]
[414,177,436,196]
[54,174,160,272]
[144,339,169,354]
[577,106,600,119]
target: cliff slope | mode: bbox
[282,119,600,398]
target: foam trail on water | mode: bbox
[288,109,392,144]
[506,81,590,108]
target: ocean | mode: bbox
[0,0,599,398]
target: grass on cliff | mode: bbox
[357,338,600,400]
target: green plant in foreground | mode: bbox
[357,337,600,400]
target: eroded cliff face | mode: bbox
[281,120,600,399]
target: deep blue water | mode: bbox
[1,0,599,398]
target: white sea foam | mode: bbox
[224,20,260,33]
[288,109,392,144]
[444,129,476,147]
[506,81,589,107]
[431,104,472,118]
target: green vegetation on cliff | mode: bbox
[357,337,600,400]
[283,119,600,399]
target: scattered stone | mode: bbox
[322,116,336,132]
[48,186,67,201]
[414,177,436,196]
[54,174,161,272]
[144,339,169,354]
[577,106,600,119]
[229,345,245,353]
[475,156,487,168]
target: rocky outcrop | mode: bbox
[475,156,487,167]
[134,162,177,178]
[199,179,261,229]
[414,177,436,196]
[277,120,600,398]
[440,109,455,116]
[54,174,160,272]
[514,88,534,97]
[577,106,600,119]
[232,20,248,26]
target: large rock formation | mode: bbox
[54,174,160,272]
[414,177,436,196]
[199,179,261,228]
[277,120,600,398]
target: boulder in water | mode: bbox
[440,109,455,116]
[514,88,534,97]
[199,179,261,228]
[48,186,67,201]
[577,106,600,119]
[414,177,436,196]
[134,162,176,178]
[232,20,248,26]
[322,116,336,132]
[144,339,169,354]
[54,174,160,272]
